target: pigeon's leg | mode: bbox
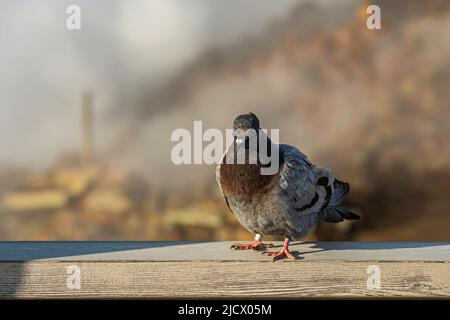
[230,234,274,251]
[262,237,294,262]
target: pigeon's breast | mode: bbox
[226,183,320,238]
[218,156,318,237]
[223,188,286,235]
[225,193,259,233]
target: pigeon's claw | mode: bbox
[251,242,274,251]
[261,238,294,262]
[230,239,273,251]
[262,249,294,262]
[230,243,253,250]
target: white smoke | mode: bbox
[0,0,301,168]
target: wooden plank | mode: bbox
[1,241,449,262]
[0,242,449,298]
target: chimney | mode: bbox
[81,92,94,165]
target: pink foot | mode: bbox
[262,239,295,262]
[230,239,274,251]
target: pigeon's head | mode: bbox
[232,112,261,147]
[233,112,260,132]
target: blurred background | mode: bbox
[0,0,449,241]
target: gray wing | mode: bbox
[277,144,335,216]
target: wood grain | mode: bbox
[0,242,449,298]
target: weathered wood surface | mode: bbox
[0,241,449,298]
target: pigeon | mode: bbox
[216,112,360,261]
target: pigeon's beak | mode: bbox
[233,129,245,145]
[234,129,251,146]
[234,129,257,151]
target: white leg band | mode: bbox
[254,234,262,241]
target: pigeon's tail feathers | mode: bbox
[321,179,359,223]
[321,206,360,223]
[329,179,350,206]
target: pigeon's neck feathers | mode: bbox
[220,162,278,195]
[219,140,281,195]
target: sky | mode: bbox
[0,0,303,168]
